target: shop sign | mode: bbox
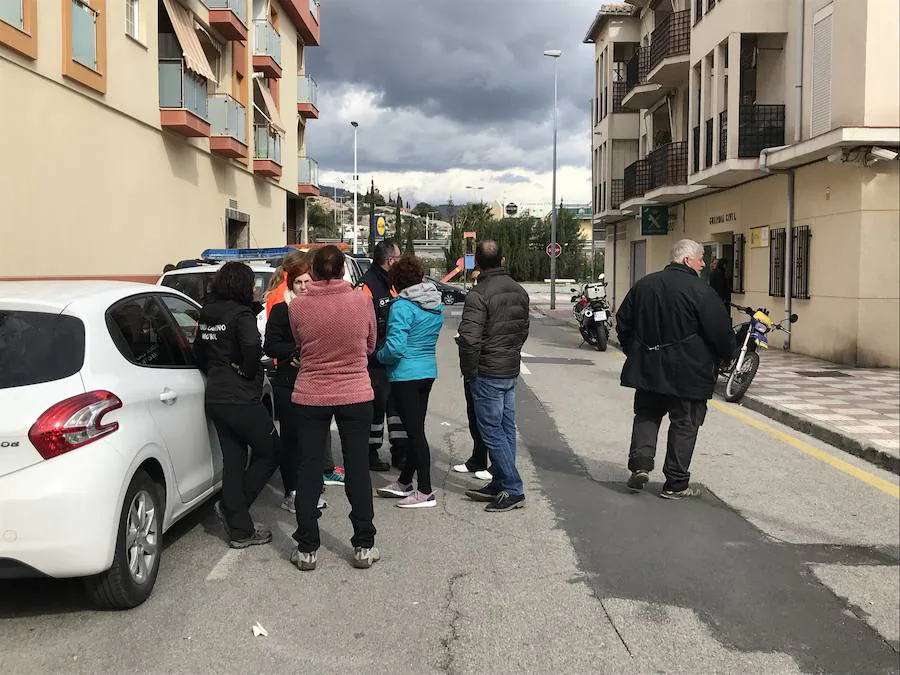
[709,212,738,226]
[640,205,668,236]
[749,225,770,248]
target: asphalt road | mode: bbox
[2,312,899,674]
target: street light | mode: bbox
[544,48,561,310]
[465,185,484,204]
[351,121,359,254]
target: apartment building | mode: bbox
[586,0,900,366]
[0,0,321,282]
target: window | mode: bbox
[158,295,201,345]
[0,0,37,59]
[106,296,194,368]
[732,233,745,294]
[769,226,811,299]
[0,312,85,389]
[126,0,139,40]
[768,228,785,297]
[63,0,106,93]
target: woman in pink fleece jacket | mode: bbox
[288,246,380,571]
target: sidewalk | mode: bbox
[532,303,900,475]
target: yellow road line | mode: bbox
[709,399,900,499]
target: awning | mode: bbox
[253,77,286,135]
[161,0,217,83]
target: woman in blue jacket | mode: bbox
[375,255,444,508]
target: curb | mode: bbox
[534,306,900,476]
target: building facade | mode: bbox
[586,0,900,366]
[0,0,321,282]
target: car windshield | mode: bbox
[161,271,273,304]
[0,311,85,389]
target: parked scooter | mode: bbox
[719,303,799,402]
[571,274,612,352]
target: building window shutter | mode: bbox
[811,6,833,137]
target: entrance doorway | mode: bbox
[227,218,250,248]
[702,240,734,284]
[631,240,647,286]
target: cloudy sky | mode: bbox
[305,0,598,208]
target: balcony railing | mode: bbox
[1,0,24,29]
[624,159,650,201]
[159,60,208,120]
[647,141,688,190]
[209,94,247,144]
[612,81,629,113]
[297,74,318,108]
[737,104,786,158]
[298,156,319,186]
[254,124,282,164]
[625,46,651,91]
[692,125,700,173]
[253,19,281,66]
[610,178,625,210]
[649,10,691,73]
[309,0,320,23]
[206,0,246,25]
[719,109,728,162]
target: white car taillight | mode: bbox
[28,391,123,460]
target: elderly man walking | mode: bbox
[615,239,735,499]
[457,241,530,512]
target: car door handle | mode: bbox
[160,389,178,404]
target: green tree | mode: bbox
[413,201,437,218]
[394,192,404,248]
[364,185,386,207]
[403,195,415,254]
[308,201,337,241]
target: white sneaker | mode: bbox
[452,463,471,473]
[474,470,493,481]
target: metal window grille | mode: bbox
[792,225,811,300]
[647,141,687,190]
[624,159,650,201]
[610,179,624,209]
[769,228,785,297]
[737,104,786,158]
[625,46,650,91]
[732,233,745,294]
[612,81,628,113]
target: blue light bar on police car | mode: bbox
[200,247,294,261]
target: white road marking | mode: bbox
[206,548,242,581]
[522,351,535,358]
[520,363,532,376]
[265,483,282,498]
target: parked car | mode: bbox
[354,256,373,277]
[0,281,234,609]
[426,276,469,305]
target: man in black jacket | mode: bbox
[457,241,530,512]
[360,239,407,472]
[615,239,735,500]
[194,262,279,548]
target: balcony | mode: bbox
[647,10,690,86]
[252,19,282,79]
[297,74,319,119]
[622,46,663,110]
[611,81,630,114]
[623,159,650,204]
[209,94,248,158]
[737,105,786,158]
[158,60,210,137]
[206,0,247,41]
[644,141,706,203]
[277,0,320,47]
[609,178,625,210]
[297,156,320,197]
[253,123,282,178]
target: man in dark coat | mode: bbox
[615,239,735,499]
[457,241,530,512]
[709,257,731,309]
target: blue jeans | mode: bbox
[471,376,523,496]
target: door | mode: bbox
[106,295,214,503]
[630,240,647,286]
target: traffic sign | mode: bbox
[505,202,518,217]
[546,243,562,258]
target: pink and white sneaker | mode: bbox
[377,481,414,498]
[396,491,437,509]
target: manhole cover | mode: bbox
[795,370,852,378]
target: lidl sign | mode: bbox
[373,215,387,238]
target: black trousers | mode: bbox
[392,378,435,494]
[207,402,280,539]
[273,385,335,495]
[369,366,407,464]
[293,401,375,553]
[463,378,489,471]
[628,390,708,492]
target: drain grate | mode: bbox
[795,370,853,378]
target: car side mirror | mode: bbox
[790,313,799,324]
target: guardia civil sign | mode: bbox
[640,205,669,236]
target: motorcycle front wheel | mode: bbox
[724,351,760,402]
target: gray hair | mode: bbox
[670,239,704,263]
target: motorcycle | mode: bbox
[571,274,612,352]
[719,303,799,402]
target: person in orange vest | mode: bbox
[359,239,407,472]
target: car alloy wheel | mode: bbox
[443,292,456,305]
[126,489,160,585]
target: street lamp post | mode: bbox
[465,185,484,205]
[351,121,359,254]
[544,49,561,310]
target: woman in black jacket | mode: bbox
[264,257,344,515]
[194,262,279,549]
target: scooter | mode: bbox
[719,303,799,402]
[571,274,612,352]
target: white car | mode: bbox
[0,281,224,609]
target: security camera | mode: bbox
[869,147,899,162]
